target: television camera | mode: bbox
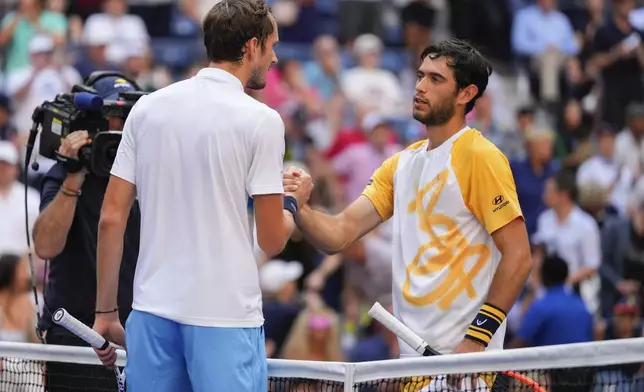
[25,80,147,177]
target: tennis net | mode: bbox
[0,338,643,391]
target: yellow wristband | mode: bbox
[465,303,507,347]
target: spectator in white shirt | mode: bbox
[82,0,149,66]
[577,123,634,216]
[5,35,81,173]
[534,170,601,310]
[615,103,644,178]
[0,141,40,256]
[341,34,406,118]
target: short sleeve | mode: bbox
[455,141,523,234]
[110,101,140,184]
[361,153,400,221]
[247,110,285,196]
[41,12,68,35]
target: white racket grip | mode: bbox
[52,308,109,350]
[368,302,429,355]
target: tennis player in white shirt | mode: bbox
[90,1,312,391]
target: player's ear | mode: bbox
[457,84,479,107]
[246,37,260,61]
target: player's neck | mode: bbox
[425,117,467,150]
[208,62,250,88]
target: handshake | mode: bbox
[283,166,314,208]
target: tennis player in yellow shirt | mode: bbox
[285,38,532,359]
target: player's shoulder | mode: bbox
[380,140,425,171]
[453,128,508,163]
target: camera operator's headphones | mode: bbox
[83,71,143,93]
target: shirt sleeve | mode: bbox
[457,142,524,234]
[361,153,400,221]
[110,99,141,184]
[247,110,285,196]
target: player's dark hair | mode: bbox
[541,254,569,288]
[553,169,578,202]
[0,254,21,291]
[202,0,274,64]
[420,38,493,114]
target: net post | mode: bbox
[344,362,355,392]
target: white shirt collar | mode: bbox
[195,68,244,91]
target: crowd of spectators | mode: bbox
[1,0,644,366]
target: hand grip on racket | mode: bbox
[367,302,546,392]
[52,308,126,392]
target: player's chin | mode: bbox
[412,110,429,123]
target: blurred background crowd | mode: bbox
[1,0,644,365]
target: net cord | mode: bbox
[2,338,644,392]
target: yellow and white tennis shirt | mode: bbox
[362,126,523,356]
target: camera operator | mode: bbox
[32,72,142,391]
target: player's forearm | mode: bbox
[485,247,532,314]
[33,194,79,259]
[296,205,352,254]
[465,247,531,347]
[95,217,126,311]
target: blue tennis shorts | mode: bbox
[124,310,267,392]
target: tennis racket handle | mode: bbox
[368,302,440,356]
[52,308,109,350]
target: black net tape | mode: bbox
[353,363,644,392]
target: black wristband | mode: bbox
[55,151,83,173]
[465,302,507,347]
[283,195,298,218]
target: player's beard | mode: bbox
[413,93,456,126]
[246,65,267,90]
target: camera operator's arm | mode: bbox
[33,131,90,260]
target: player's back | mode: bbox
[127,69,281,327]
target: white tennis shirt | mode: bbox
[110,68,285,327]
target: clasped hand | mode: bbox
[282,167,313,207]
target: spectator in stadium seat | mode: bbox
[510,254,593,348]
[600,199,644,318]
[511,127,559,239]
[593,296,644,391]
[81,0,150,67]
[0,0,67,74]
[511,0,579,105]
[589,0,644,129]
[0,94,18,143]
[331,113,402,205]
[0,141,40,257]
[615,103,644,179]
[576,123,633,217]
[0,253,39,344]
[303,35,344,102]
[341,34,407,118]
[282,296,344,361]
[533,170,602,308]
[349,294,399,362]
[260,260,304,359]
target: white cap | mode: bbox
[0,141,18,165]
[259,260,303,294]
[361,112,387,133]
[83,24,113,46]
[29,35,55,54]
[353,34,383,56]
